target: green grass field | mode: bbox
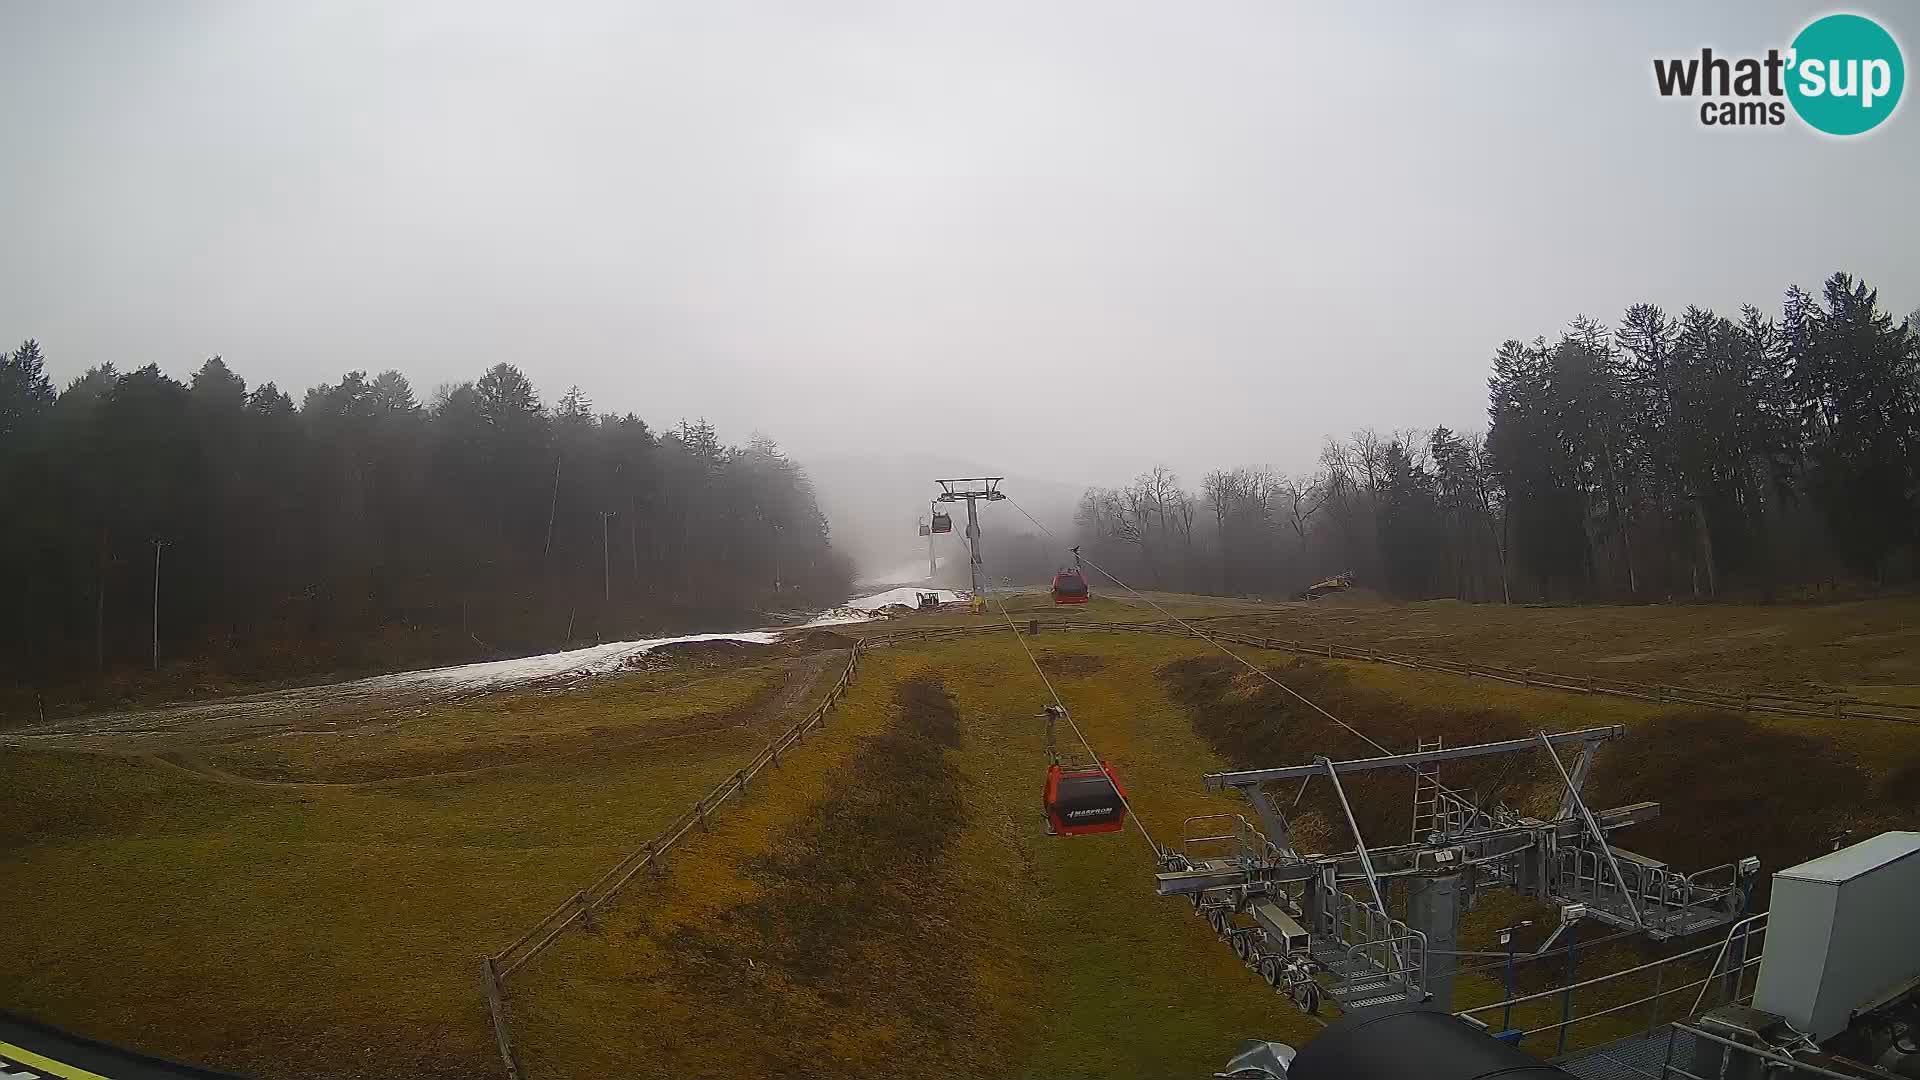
[5,594,1920,1078]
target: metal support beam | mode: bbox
[1554,745,1596,821]
[1205,726,1625,789]
[1537,730,1643,929]
[1408,870,1467,1010]
[1153,803,1659,898]
[1244,787,1298,858]
[1319,756,1391,920]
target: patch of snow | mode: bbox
[845,587,966,612]
[349,630,780,694]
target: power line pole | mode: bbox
[151,538,168,671]
[599,511,615,605]
[769,521,783,593]
[934,478,1005,596]
[543,457,561,561]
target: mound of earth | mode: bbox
[645,639,777,665]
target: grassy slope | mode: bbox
[0,662,803,1080]
[1220,594,1920,697]
[6,595,1920,1078]
[513,630,1332,1079]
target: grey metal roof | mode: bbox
[1776,831,1920,885]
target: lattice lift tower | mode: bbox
[1156,726,1761,1016]
[934,478,1005,596]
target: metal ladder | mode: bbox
[1410,736,1444,842]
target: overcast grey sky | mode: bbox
[4,1,1916,499]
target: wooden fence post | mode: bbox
[481,957,525,1080]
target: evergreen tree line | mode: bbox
[1072,272,1920,603]
[0,351,853,688]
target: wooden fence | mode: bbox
[476,624,1016,1078]
[479,639,880,1078]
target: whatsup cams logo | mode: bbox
[1653,13,1904,135]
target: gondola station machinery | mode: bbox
[1211,830,1920,1080]
[1170,713,1920,1080]
[1157,725,1760,1018]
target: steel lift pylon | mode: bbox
[934,477,1005,597]
[1155,726,1761,1014]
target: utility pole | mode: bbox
[543,457,561,561]
[151,538,167,671]
[934,478,1005,596]
[599,511,615,605]
[771,522,782,593]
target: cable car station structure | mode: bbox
[1156,725,1761,1015]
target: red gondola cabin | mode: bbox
[1051,567,1089,604]
[1043,761,1127,836]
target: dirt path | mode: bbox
[65,649,849,793]
[4,631,794,746]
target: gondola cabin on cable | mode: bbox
[1051,545,1090,604]
[930,511,953,534]
[1051,567,1089,604]
[1039,705,1127,836]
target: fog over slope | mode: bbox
[805,452,1083,581]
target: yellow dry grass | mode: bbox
[0,661,810,1080]
[6,593,1920,1078]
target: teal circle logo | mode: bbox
[1787,14,1904,135]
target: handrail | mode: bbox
[1673,1022,1866,1080]
[1457,932,1733,1016]
[1514,961,1758,1038]
[1691,911,1768,1016]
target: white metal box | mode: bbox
[1752,831,1920,1040]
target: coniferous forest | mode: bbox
[0,354,852,695]
[1069,273,1920,604]
[5,271,1916,698]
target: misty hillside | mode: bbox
[805,451,1084,580]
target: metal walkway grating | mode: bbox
[1553,1025,1697,1080]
